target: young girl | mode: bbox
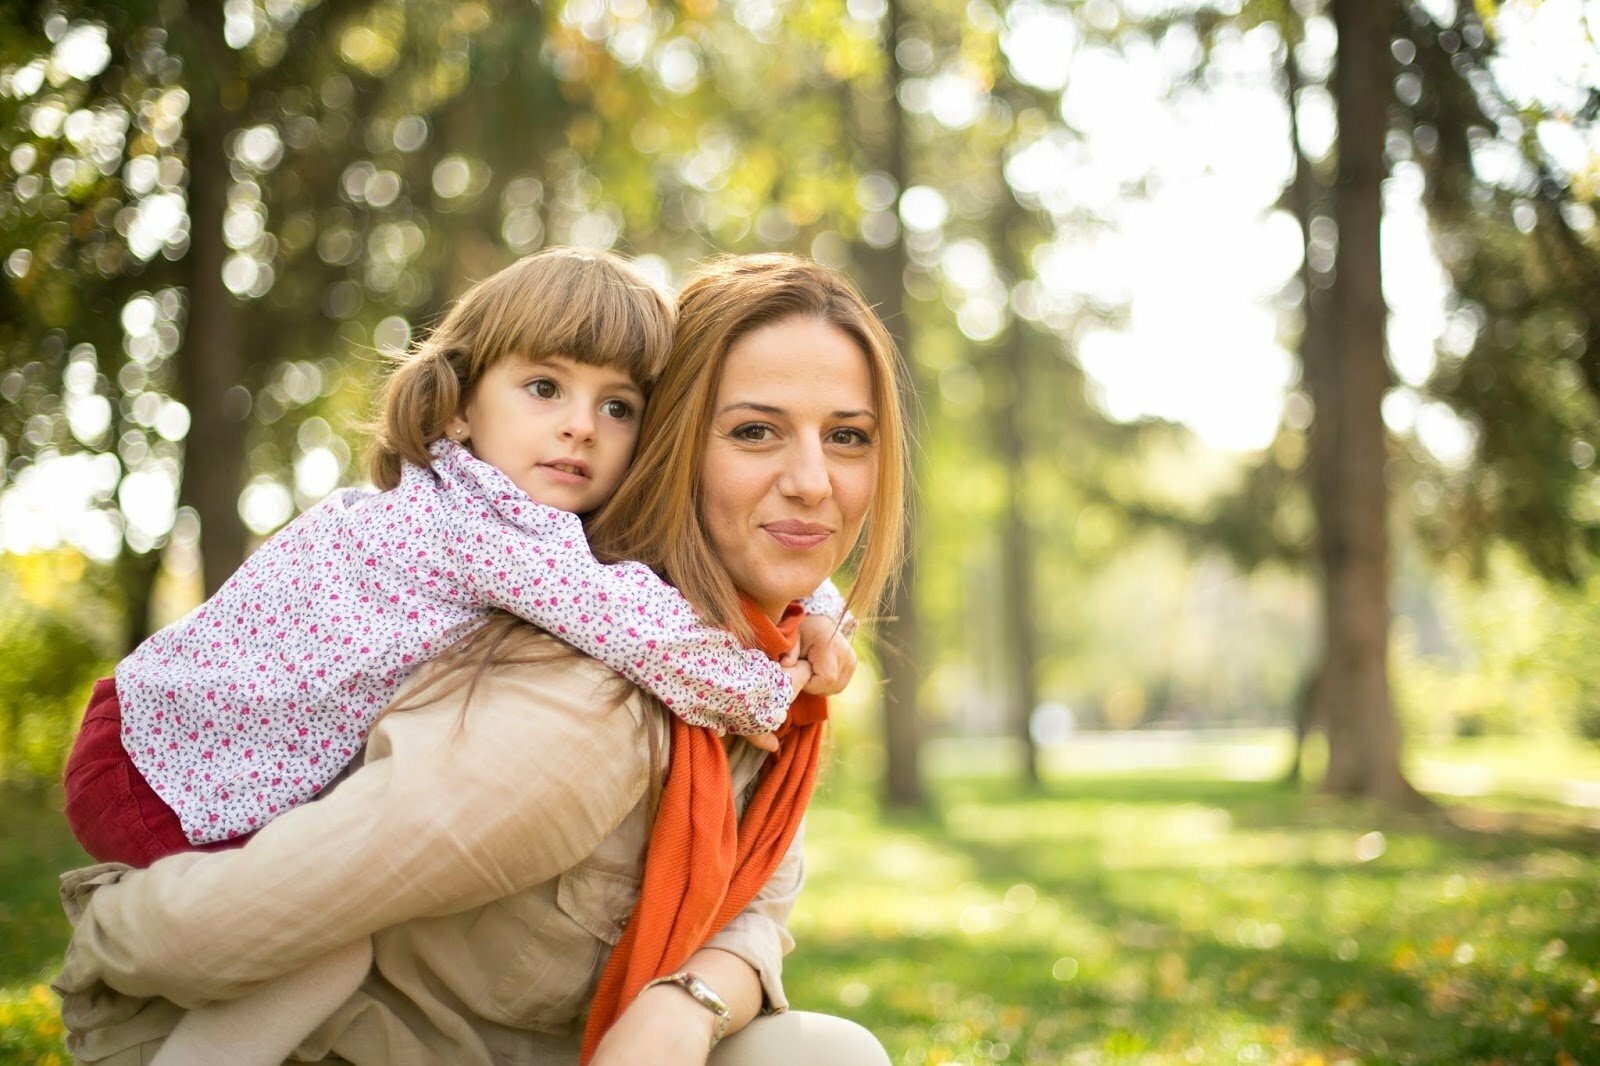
[61,247,855,1065]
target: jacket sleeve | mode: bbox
[702,817,806,1013]
[56,646,654,1006]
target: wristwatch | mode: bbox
[641,970,733,1047]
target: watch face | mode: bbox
[686,975,730,1016]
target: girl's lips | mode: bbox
[763,521,831,550]
[538,461,590,485]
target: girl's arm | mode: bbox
[796,578,857,638]
[56,647,655,1005]
[449,493,795,736]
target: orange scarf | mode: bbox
[580,596,828,1062]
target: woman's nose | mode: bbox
[778,440,831,504]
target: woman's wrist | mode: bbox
[641,971,732,1047]
[636,983,722,1048]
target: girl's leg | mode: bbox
[149,938,371,1066]
[709,1010,891,1066]
[64,679,254,866]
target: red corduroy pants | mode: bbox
[63,678,250,866]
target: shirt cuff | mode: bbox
[703,911,794,1014]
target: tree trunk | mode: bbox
[175,2,248,595]
[858,0,925,810]
[114,548,164,652]
[1316,0,1428,806]
[992,205,1040,788]
[1282,14,1333,786]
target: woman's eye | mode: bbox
[526,379,559,399]
[601,398,635,420]
[731,423,774,442]
[828,427,872,446]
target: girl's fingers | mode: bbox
[746,732,781,754]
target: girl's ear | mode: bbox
[445,413,470,444]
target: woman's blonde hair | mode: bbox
[586,253,909,643]
[366,247,674,489]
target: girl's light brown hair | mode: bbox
[366,247,674,489]
[586,253,909,643]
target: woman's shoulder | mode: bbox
[492,626,647,694]
[401,622,662,736]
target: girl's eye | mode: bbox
[731,423,774,443]
[527,379,559,399]
[828,427,873,447]
[600,398,635,421]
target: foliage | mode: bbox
[5,756,1600,1063]
[1394,546,1600,744]
[0,551,117,786]
[1399,3,1600,582]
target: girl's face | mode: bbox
[700,316,879,620]
[447,355,644,514]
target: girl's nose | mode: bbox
[559,407,596,442]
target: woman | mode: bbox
[53,253,908,1066]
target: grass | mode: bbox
[0,785,87,1066]
[787,754,1600,1065]
[4,742,1599,1064]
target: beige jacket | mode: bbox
[53,635,804,1065]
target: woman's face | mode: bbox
[701,316,879,620]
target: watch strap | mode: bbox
[642,971,732,1047]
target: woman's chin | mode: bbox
[741,562,835,618]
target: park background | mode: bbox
[2,0,1600,1062]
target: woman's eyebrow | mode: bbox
[716,401,878,421]
[717,401,785,416]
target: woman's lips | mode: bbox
[763,520,832,550]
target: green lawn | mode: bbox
[4,745,1599,1064]
[0,786,87,1065]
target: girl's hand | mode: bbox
[791,615,858,696]
[737,661,812,754]
[744,731,780,754]
[590,984,719,1066]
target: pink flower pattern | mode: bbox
[117,439,845,845]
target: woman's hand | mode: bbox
[589,984,719,1066]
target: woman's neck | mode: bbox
[748,596,787,623]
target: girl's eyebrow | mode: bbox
[716,401,878,421]
[520,357,642,397]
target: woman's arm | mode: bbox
[590,817,807,1065]
[590,948,762,1066]
[57,646,654,1006]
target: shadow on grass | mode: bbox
[797,771,1600,1063]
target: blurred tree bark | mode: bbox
[173,1,248,596]
[1281,12,1332,786]
[857,0,927,810]
[992,189,1040,788]
[1311,0,1427,805]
